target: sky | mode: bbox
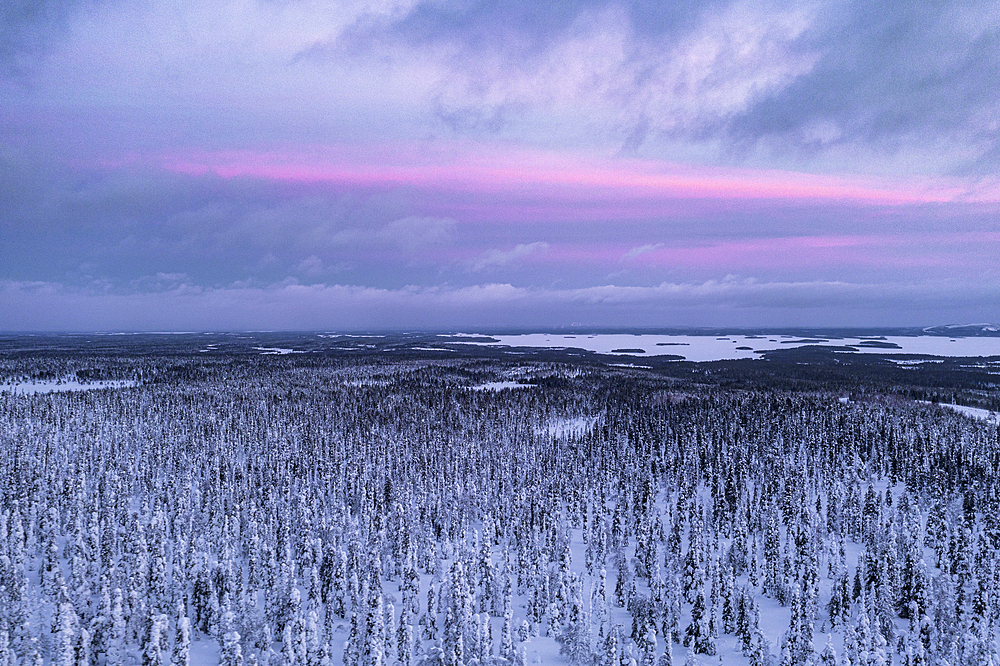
[2,0,1000,331]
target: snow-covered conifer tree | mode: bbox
[363,586,385,666]
[174,609,191,666]
[142,614,169,666]
[601,624,620,666]
[306,610,323,666]
[104,588,126,666]
[397,605,414,666]
[282,623,297,666]
[56,600,77,666]
[499,613,514,663]
[640,627,657,666]
[384,603,396,665]
[683,586,714,656]
[818,635,836,666]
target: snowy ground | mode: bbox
[0,377,136,394]
[537,416,600,439]
[296,480,913,666]
[471,382,535,391]
[922,402,1000,424]
[5,357,995,666]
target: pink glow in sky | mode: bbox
[159,143,977,207]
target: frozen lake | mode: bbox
[463,333,1000,362]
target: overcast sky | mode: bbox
[3,0,999,330]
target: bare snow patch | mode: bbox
[539,415,600,439]
[470,381,534,391]
[937,403,1000,424]
[1,378,136,394]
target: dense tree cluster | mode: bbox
[1,356,998,666]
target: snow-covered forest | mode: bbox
[1,353,999,666]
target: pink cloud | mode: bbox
[156,142,984,210]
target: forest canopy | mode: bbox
[1,342,998,666]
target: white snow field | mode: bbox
[471,381,535,391]
[464,333,1000,362]
[922,402,1000,424]
[539,416,600,439]
[0,377,135,394]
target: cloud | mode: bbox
[376,216,456,251]
[726,0,1000,172]
[295,255,326,277]
[623,243,664,260]
[0,0,81,77]
[329,0,1000,172]
[8,0,1000,174]
[0,157,420,285]
[344,0,817,144]
[3,276,999,331]
[470,242,550,271]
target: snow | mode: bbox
[925,402,1000,424]
[101,331,199,335]
[189,635,221,666]
[464,333,1000,361]
[253,347,303,354]
[0,377,136,394]
[321,334,388,338]
[539,416,600,439]
[4,351,997,666]
[470,381,534,391]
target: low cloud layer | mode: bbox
[4,276,998,331]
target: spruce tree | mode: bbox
[601,624,620,666]
[174,611,191,666]
[500,613,515,662]
[364,591,386,666]
[56,601,76,666]
[305,611,323,666]
[282,623,296,666]
[0,630,13,666]
[684,588,715,656]
[397,606,414,666]
[107,589,127,666]
[344,611,362,666]
[142,614,169,666]
[818,635,836,666]
[640,627,657,666]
